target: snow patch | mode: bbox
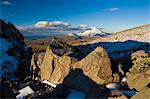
[16,86,34,99]
[42,80,57,88]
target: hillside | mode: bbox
[87,24,150,45]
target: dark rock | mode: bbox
[0,19,32,80]
[62,69,110,98]
[0,79,16,98]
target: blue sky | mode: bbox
[1,0,150,32]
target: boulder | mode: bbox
[40,46,72,84]
[127,69,150,91]
[72,46,113,84]
[129,50,150,74]
[131,87,150,99]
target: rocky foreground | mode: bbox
[0,20,150,99]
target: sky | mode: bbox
[1,0,150,32]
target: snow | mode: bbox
[78,27,106,36]
[0,38,18,80]
[42,80,57,88]
[121,77,127,82]
[106,83,120,90]
[67,89,85,99]
[16,86,34,99]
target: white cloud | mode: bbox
[78,24,88,30]
[107,8,120,11]
[34,21,49,28]
[2,1,12,5]
[33,21,70,29]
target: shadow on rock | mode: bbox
[48,69,110,98]
[77,40,150,74]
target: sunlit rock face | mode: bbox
[40,39,112,85]
[0,19,32,80]
[72,46,113,85]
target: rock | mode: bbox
[110,90,123,97]
[109,95,128,99]
[113,73,120,83]
[62,69,110,98]
[0,19,32,80]
[118,63,125,76]
[40,46,72,84]
[72,46,113,84]
[131,87,150,99]
[77,40,150,74]
[30,52,45,80]
[40,39,84,84]
[127,69,150,91]
[129,50,150,74]
[49,38,84,60]
[0,80,16,98]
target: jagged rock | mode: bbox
[72,47,113,84]
[127,69,150,91]
[49,39,84,60]
[129,50,150,74]
[131,87,150,99]
[30,52,45,80]
[40,46,72,84]
[0,19,32,80]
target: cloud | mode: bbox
[33,21,70,29]
[107,8,120,11]
[78,24,88,30]
[2,1,12,5]
[17,21,91,38]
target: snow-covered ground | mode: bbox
[0,38,18,80]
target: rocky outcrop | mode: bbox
[0,19,32,80]
[127,69,150,91]
[131,87,150,99]
[127,50,150,92]
[30,52,45,80]
[40,39,85,84]
[72,47,113,85]
[40,40,112,85]
[129,50,150,74]
[40,46,72,84]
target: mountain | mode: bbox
[67,27,109,37]
[89,24,150,44]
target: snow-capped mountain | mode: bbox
[67,27,109,37]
